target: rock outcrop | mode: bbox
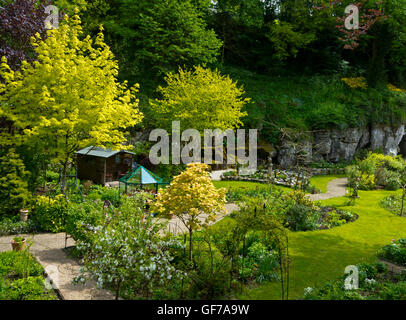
[277,124,406,168]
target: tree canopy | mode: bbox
[0,13,143,185]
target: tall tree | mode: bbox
[0,13,143,190]
[81,0,222,86]
[150,65,249,132]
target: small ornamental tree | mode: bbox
[0,14,143,190]
[74,197,184,300]
[0,148,31,217]
[151,163,227,261]
[150,65,249,132]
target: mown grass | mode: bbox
[213,179,406,300]
[212,180,292,193]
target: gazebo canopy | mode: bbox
[119,166,164,185]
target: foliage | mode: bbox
[0,250,55,300]
[381,194,406,217]
[341,77,368,89]
[30,195,67,233]
[346,153,405,193]
[65,199,106,243]
[302,262,388,300]
[0,218,38,237]
[150,65,249,132]
[379,238,406,266]
[74,197,184,300]
[359,174,376,190]
[0,148,31,217]
[85,0,222,84]
[0,0,49,70]
[266,20,315,62]
[86,185,121,208]
[152,163,226,260]
[0,13,143,188]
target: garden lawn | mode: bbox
[228,188,406,299]
[309,174,346,193]
[213,181,292,193]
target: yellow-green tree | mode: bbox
[150,65,249,132]
[151,163,226,261]
[0,14,143,189]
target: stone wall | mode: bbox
[277,124,406,169]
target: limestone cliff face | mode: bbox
[277,124,406,168]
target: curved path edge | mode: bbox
[307,178,348,201]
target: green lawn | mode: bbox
[213,180,406,300]
[309,174,346,193]
[212,180,292,193]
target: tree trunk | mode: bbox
[189,229,193,262]
[61,161,68,194]
[115,279,122,300]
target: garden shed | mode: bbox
[75,146,136,185]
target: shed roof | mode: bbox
[75,146,135,158]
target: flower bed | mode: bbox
[0,250,57,300]
[381,195,406,217]
[303,261,406,300]
[378,239,406,266]
[221,169,311,189]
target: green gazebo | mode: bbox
[119,165,168,195]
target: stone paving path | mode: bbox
[166,203,240,235]
[0,233,115,300]
[306,178,348,201]
[210,170,233,181]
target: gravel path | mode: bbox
[307,178,348,201]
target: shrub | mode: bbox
[379,239,406,266]
[359,174,376,190]
[31,195,67,233]
[324,210,347,228]
[190,240,232,299]
[0,276,55,300]
[382,170,401,190]
[246,242,279,283]
[0,251,55,300]
[381,195,403,216]
[0,149,31,218]
[65,200,105,243]
[74,196,184,300]
[86,185,121,207]
[303,262,395,300]
[284,204,319,231]
[0,218,38,236]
